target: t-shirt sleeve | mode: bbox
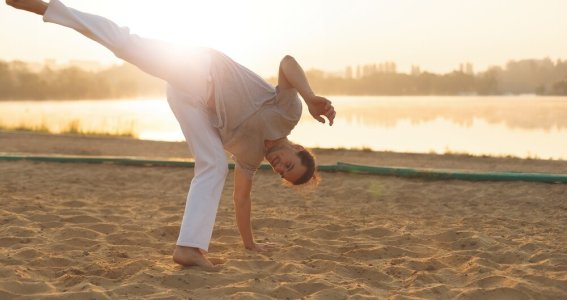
[262,87,303,141]
[232,155,257,179]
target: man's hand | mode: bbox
[306,95,336,126]
[6,0,48,15]
[246,242,274,253]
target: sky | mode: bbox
[1,0,566,77]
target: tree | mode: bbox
[551,80,567,95]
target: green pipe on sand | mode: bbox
[1,154,566,183]
[335,162,567,183]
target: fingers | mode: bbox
[327,110,336,126]
[324,105,335,126]
[326,111,335,126]
[247,242,275,253]
[308,96,335,125]
[261,243,275,251]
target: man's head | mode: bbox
[265,142,317,185]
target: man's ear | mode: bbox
[292,144,305,152]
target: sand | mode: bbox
[1,131,566,299]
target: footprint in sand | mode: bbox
[60,200,90,208]
[86,223,119,235]
[54,227,102,240]
[457,287,531,300]
[61,215,104,224]
[148,225,181,241]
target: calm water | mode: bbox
[1,96,566,160]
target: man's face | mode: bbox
[265,145,307,183]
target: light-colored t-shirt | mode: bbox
[223,87,302,177]
[206,51,302,177]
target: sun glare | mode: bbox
[124,1,256,60]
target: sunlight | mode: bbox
[3,0,567,75]
[124,1,257,60]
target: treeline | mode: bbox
[301,70,498,96]
[2,58,567,100]
[277,58,567,96]
[0,61,164,100]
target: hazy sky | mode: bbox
[1,0,566,76]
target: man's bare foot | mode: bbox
[6,0,49,16]
[172,245,214,268]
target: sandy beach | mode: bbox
[1,131,566,299]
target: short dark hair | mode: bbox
[293,149,317,185]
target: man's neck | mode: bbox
[264,137,288,151]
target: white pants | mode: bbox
[166,55,229,252]
[44,0,228,251]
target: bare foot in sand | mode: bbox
[172,246,214,268]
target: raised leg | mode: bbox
[41,0,207,89]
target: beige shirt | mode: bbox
[222,87,302,177]
[206,50,302,177]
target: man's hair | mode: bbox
[293,149,318,185]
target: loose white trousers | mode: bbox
[166,61,229,252]
[44,0,228,252]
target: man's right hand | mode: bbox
[6,0,48,15]
[306,95,336,126]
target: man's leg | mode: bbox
[40,0,207,89]
[167,87,228,267]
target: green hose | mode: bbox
[336,162,567,183]
[1,154,565,183]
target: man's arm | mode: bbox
[278,55,336,126]
[233,168,271,252]
[278,55,315,100]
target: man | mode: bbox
[6,0,336,268]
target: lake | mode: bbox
[1,96,566,160]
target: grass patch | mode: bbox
[0,120,51,134]
[13,123,51,133]
[60,119,137,138]
[0,119,137,138]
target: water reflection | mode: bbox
[0,96,566,159]
[331,96,567,131]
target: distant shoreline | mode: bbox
[3,58,567,99]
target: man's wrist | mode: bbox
[302,91,316,103]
